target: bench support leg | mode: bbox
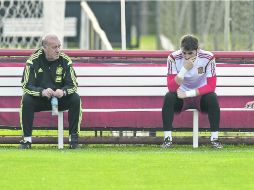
[58,112,64,149]
[193,110,199,148]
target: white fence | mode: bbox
[80,0,113,50]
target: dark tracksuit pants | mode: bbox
[20,93,82,137]
[162,92,220,131]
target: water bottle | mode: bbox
[51,97,58,115]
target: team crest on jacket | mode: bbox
[197,67,204,74]
[56,66,63,75]
[55,76,62,83]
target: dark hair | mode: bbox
[180,34,199,51]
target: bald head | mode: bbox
[42,34,60,48]
[42,34,61,61]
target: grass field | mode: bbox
[0,145,254,190]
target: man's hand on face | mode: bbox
[183,56,196,71]
[42,88,54,98]
[53,89,64,98]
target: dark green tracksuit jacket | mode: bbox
[20,49,82,137]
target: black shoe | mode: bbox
[161,137,172,148]
[20,140,32,149]
[211,139,223,149]
[69,134,80,149]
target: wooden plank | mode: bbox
[1,86,254,96]
[216,87,254,96]
[77,87,254,96]
[0,76,166,86]
[220,108,254,111]
[1,107,253,113]
[74,67,167,76]
[75,67,254,76]
[77,77,165,86]
[217,77,254,86]
[0,78,21,86]
[0,67,166,76]
[1,66,254,77]
[1,76,254,87]
[216,67,254,76]
[77,76,254,87]
[0,67,24,76]
[77,77,253,87]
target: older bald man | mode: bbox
[20,34,82,149]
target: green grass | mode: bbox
[0,145,254,190]
[135,35,157,50]
[133,34,254,51]
[114,35,157,50]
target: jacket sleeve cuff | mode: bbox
[61,88,68,96]
[39,88,44,97]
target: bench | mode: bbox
[1,50,254,148]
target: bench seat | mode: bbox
[1,50,254,148]
[0,63,254,130]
